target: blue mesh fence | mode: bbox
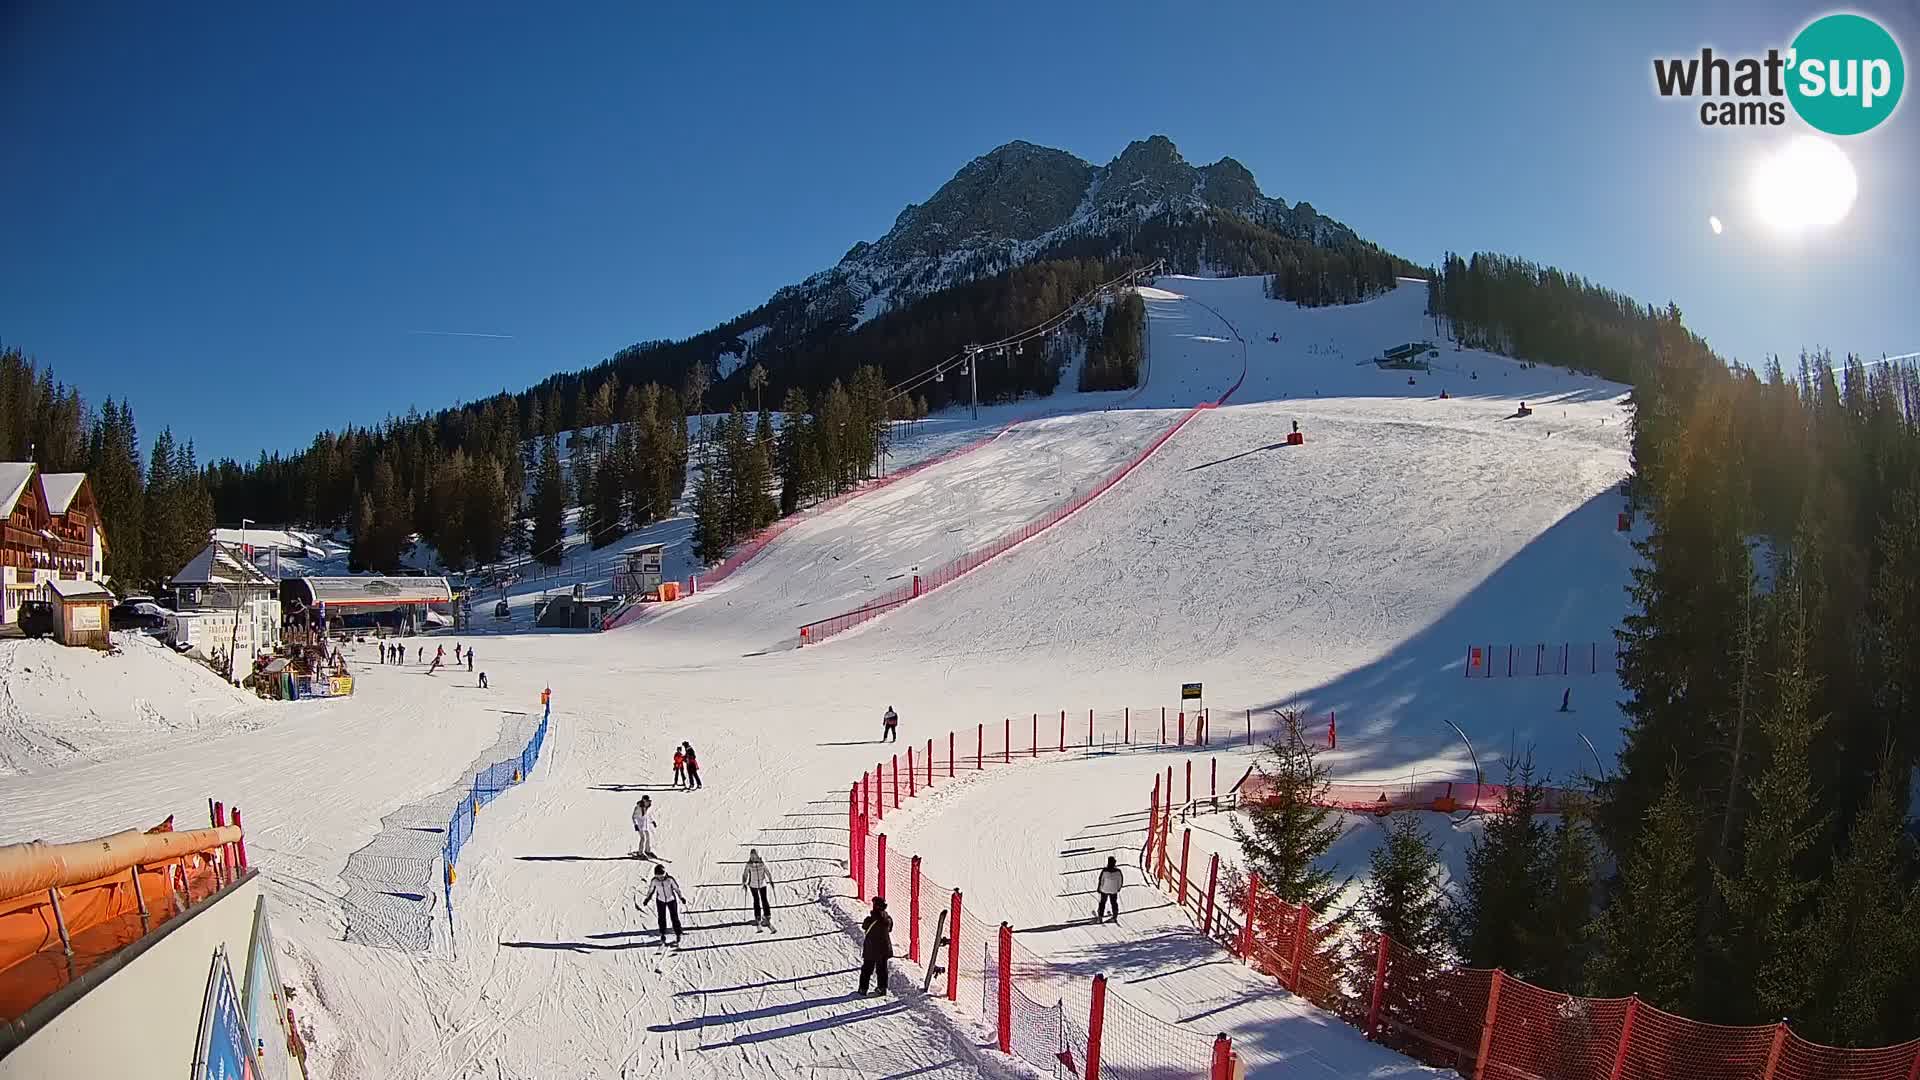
[442,711,551,942]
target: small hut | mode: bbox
[47,577,112,649]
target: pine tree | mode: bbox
[1530,811,1598,991]
[1363,812,1452,956]
[1230,708,1346,909]
[1457,755,1549,973]
[690,456,729,565]
[748,363,768,414]
[1709,567,1830,1024]
[530,435,566,567]
[87,399,145,583]
[777,387,812,517]
[1797,757,1920,1046]
[588,445,626,548]
[1588,772,1701,1010]
[139,428,180,587]
[464,457,510,567]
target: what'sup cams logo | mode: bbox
[1654,13,1905,134]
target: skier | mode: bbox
[427,655,441,676]
[632,797,657,859]
[637,864,685,946]
[466,648,474,673]
[742,849,775,929]
[417,646,424,664]
[685,744,703,790]
[1095,856,1124,923]
[478,672,489,689]
[1559,687,1571,713]
[453,643,462,665]
[881,706,898,743]
[672,746,687,789]
[858,896,893,996]
[435,644,445,666]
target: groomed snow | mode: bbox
[0,275,1637,1079]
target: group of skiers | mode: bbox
[373,640,476,672]
[671,743,704,789]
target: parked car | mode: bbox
[110,600,170,633]
[17,600,54,638]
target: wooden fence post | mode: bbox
[997,923,1013,1054]
[1366,933,1390,1039]
[1178,829,1192,906]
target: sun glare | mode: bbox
[1750,135,1858,232]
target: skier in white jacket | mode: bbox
[1095,856,1124,923]
[637,864,685,945]
[742,849,775,929]
[632,797,657,859]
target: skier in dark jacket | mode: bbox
[859,897,894,995]
[881,707,898,743]
[684,744,703,790]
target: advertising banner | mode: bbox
[192,945,256,1080]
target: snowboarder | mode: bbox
[881,706,899,743]
[672,747,687,789]
[742,849,775,928]
[685,744,703,790]
[478,672,489,689]
[638,864,685,946]
[1095,856,1124,923]
[858,896,893,995]
[632,797,657,858]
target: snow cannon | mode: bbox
[1439,390,1450,400]
[1516,402,1533,417]
[1286,420,1305,446]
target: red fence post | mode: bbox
[1031,713,1038,758]
[848,783,860,882]
[909,855,922,963]
[854,815,868,901]
[907,747,916,798]
[1246,709,1252,747]
[1178,711,1186,746]
[1088,708,1093,747]
[1367,933,1391,1039]
[1606,995,1639,1080]
[876,834,888,900]
[1156,806,1171,883]
[1086,974,1108,1080]
[1203,853,1220,935]
[1473,970,1506,1080]
[892,755,900,808]
[1124,707,1129,743]
[1185,759,1192,805]
[1288,903,1310,991]
[1059,709,1065,751]
[875,764,884,822]
[1003,718,1010,764]
[997,923,1013,1054]
[1211,1034,1233,1080]
[1178,829,1192,906]
[1760,1023,1788,1080]
[232,808,248,871]
[1161,707,1166,744]
[1905,1043,1920,1080]
[977,724,983,769]
[1239,875,1261,959]
[947,891,963,1001]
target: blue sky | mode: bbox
[2,0,1915,462]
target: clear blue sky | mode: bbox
[3,0,1915,462]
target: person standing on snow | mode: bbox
[1095,856,1124,923]
[858,897,893,995]
[467,647,474,673]
[672,747,687,789]
[881,706,898,743]
[684,744,703,790]
[742,849,775,928]
[632,796,658,859]
[638,864,685,946]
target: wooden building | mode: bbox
[1,464,108,628]
[47,577,112,649]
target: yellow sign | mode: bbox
[331,676,354,696]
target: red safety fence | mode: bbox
[1143,777,1920,1080]
[847,718,1239,1079]
[799,404,1211,645]
[1465,640,1623,679]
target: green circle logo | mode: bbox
[1788,13,1905,135]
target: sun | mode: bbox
[1750,135,1858,231]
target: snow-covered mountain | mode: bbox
[763,134,1365,335]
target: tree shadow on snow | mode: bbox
[1248,487,1636,787]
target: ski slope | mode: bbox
[0,275,1638,1080]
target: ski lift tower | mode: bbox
[963,344,980,421]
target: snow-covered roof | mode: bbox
[293,576,453,607]
[38,473,86,514]
[0,463,34,518]
[47,577,112,601]
[170,541,277,589]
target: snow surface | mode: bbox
[0,276,1638,1079]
